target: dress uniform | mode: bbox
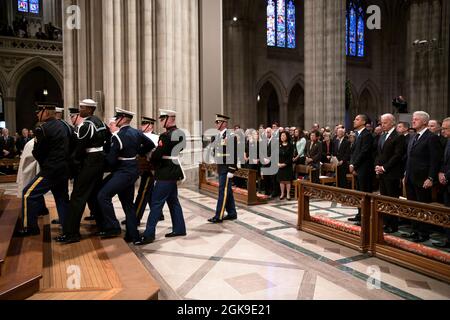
[97,108,155,243]
[57,100,109,244]
[208,114,238,223]
[132,117,161,226]
[140,109,187,245]
[17,104,71,236]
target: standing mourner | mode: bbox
[56,99,109,244]
[348,114,374,226]
[207,114,238,224]
[436,117,450,248]
[139,109,187,244]
[97,108,155,243]
[374,114,407,233]
[277,131,294,200]
[17,104,70,236]
[403,111,441,243]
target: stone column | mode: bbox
[155,0,201,184]
[63,0,77,111]
[304,0,346,129]
[406,0,448,119]
[3,97,16,134]
[223,17,253,129]
[141,0,156,118]
[102,0,115,119]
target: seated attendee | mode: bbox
[16,128,32,156]
[305,131,322,183]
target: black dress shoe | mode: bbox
[159,215,165,221]
[165,232,187,238]
[98,229,122,239]
[348,217,360,222]
[402,232,419,239]
[56,234,81,244]
[135,236,155,246]
[208,217,223,224]
[51,219,60,225]
[412,235,430,243]
[121,220,127,225]
[84,215,96,221]
[432,241,450,249]
[223,215,237,221]
[15,228,40,237]
[354,221,362,227]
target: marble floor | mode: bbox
[2,182,450,300]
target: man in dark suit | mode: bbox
[404,112,442,243]
[348,114,374,225]
[305,131,322,183]
[436,117,450,248]
[375,114,407,233]
[333,128,351,188]
[16,128,32,156]
[0,128,16,159]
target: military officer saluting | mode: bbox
[97,108,155,243]
[139,109,187,245]
[208,114,238,223]
[56,99,109,244]
[17,104,71,236]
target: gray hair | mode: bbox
[443,117,450,124]
[413,111,430,123]
[381,113,396,125]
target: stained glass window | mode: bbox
[17,0,40,14]
[267,0,276,46]
[18,0,28,13]
[29,0,39,14]
[346,1,365,57]
[267,0,296,49]
[287,0,296,49]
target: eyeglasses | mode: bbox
[442,127,450,131]
[215,121,222,125]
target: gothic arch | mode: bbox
[358,80,382,114]
[287,74,305,95]
[7,57,63,97]
[256,72,288,106]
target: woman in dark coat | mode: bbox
[277,131,294,200]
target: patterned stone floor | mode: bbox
[2,182,450,300]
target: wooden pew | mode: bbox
[199,163,268,206]
[0,158,20,184]
[0,196,43,300]
[319,163,337,187]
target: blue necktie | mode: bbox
[446,141,450,163]
[380,133,387,150]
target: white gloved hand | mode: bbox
[227,173,234,179]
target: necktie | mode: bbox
[413,133,420,145]
[380,133,388,149]
[446,141,450,163]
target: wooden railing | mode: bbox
[298,181,371,252]
[371,195,450,283]
[0,159,20,183]
[199,163,268,206]
[297,180,450,283]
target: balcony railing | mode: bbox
[0,36,63,56]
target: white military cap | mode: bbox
[55,107,64,113]
[115,107,135,119]
[159,109,177,119]
[79,99,98,108]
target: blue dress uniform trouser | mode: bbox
[214,172,237,220]
[143,181,186,238]
[97,169,140,240]
[134,172,155,224]
[22,174,69,231]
